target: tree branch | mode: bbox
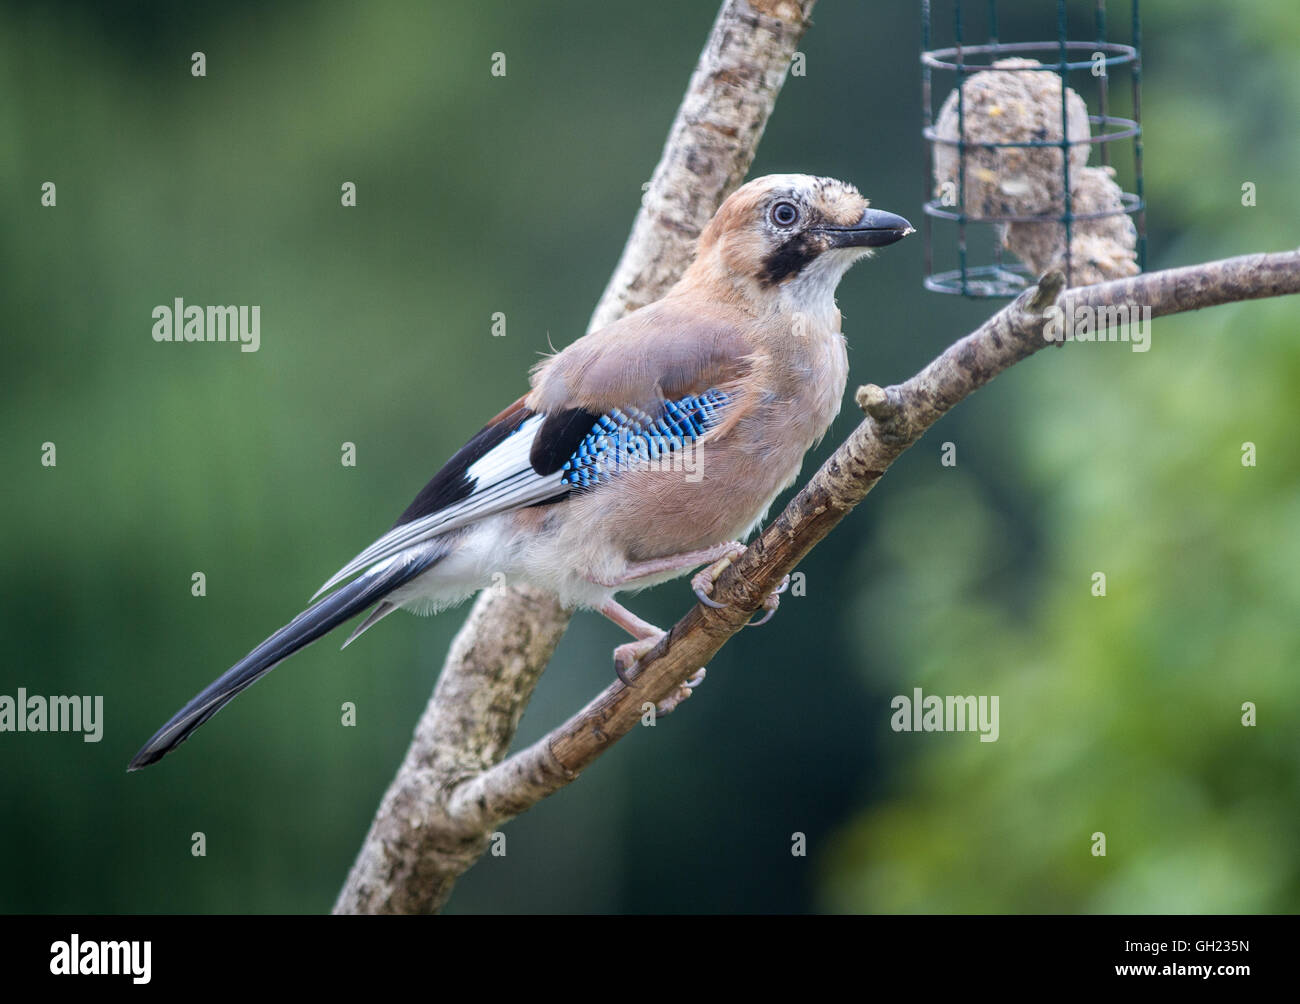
[333,0,818,916]
[441,248,1300,825]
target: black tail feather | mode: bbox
[128,548,445,770]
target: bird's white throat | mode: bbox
[777,247,870,330]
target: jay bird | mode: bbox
[129,174,912,770]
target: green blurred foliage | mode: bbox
[0,0,1295,914]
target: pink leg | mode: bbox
[600,599,667,685]
[592,542,746,698]
[600,599,707,713]
[599,599,662,641]
[588,541,746,588]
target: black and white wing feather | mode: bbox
[312,403,567,598]
[312,389,732,599]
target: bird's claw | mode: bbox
[693,586,728,609]
[656,668,707,715]
[613,631,667,685]
[745,574,789,628]
[691,543,748,609]
[693,547,790,626]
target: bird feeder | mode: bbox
[921,0,1146,296]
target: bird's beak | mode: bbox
[819,208,915,248]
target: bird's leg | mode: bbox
[598,599,706,711]
[600,599,663,642]
[594,541,749,693]
[691,545,790,627]
[599,599,667,685]
[589,541,747,588]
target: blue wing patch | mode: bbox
[561,389,730,489]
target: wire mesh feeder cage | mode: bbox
[921,0,1146,297]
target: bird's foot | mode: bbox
[656,668,707,716]
[747,574,790,627]
[613,630,667,685]
[691,545,790,627]
[690,543,748,608]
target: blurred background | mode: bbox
[2,0,1297,914]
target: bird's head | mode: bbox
[680,174,913,319]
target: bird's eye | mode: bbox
[770,201,799,227]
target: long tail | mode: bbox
[128,545,447,771]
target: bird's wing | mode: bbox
[528,298,756,416]
[312,396,559,598]
[313,306,754,600]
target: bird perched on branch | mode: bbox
[129,174,912,770]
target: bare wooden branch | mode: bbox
[588,0,819,330]
[334,0,818,916]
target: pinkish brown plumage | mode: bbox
[130,174,912,770]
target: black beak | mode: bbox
[819,208,914,249]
